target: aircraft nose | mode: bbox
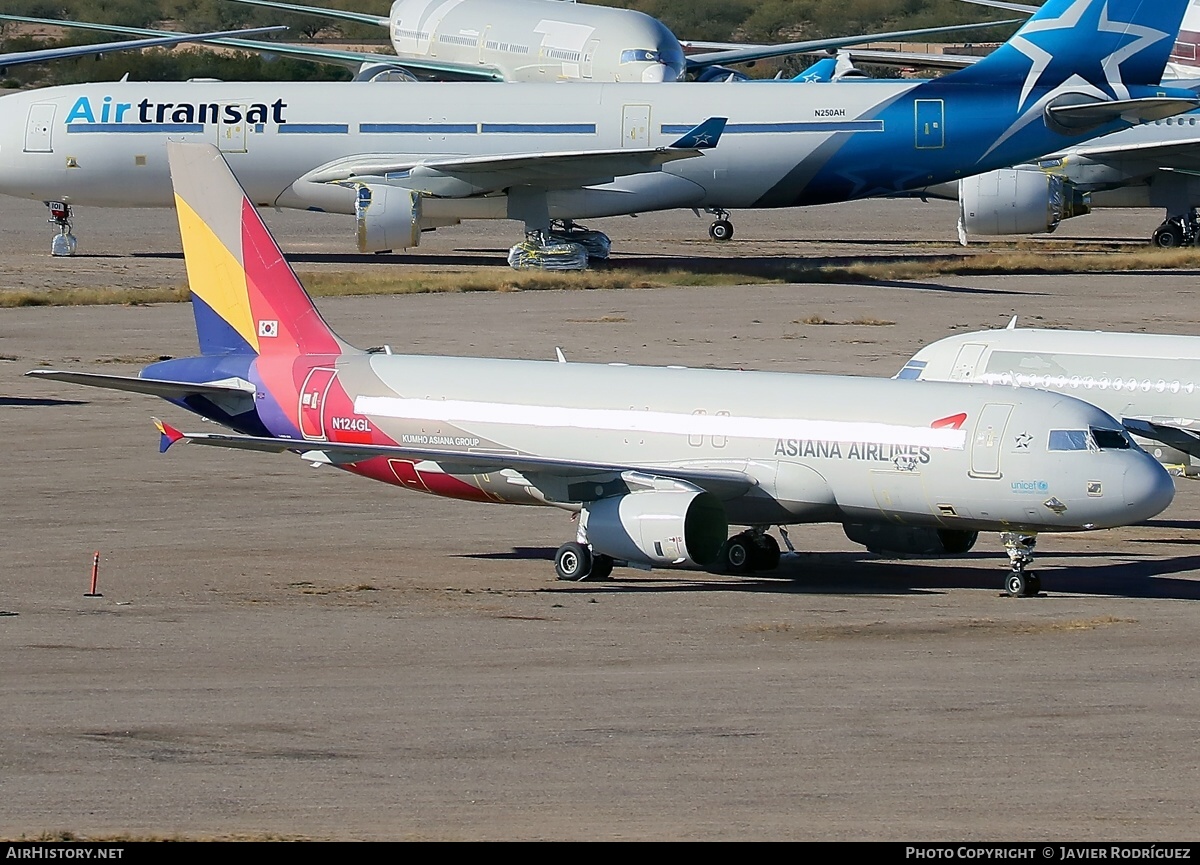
[1122,458,1175,523]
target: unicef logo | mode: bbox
[1011,480,1050,493]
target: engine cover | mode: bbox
[586,490,727,568]
[960,169,1090,236]
[354,184,423,252]
[843,522,979,556]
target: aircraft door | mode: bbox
[915,99,945,150]
[298,367,339,441]
[622,104,650,147]
[969,403,1013,479]
[582,39,599,78]
[950,343,986,380]
[24,104,55,153]
[217,105,248,153]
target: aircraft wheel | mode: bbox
[1153,222,1185,248]
[720,533,755,574]
[589,554,615,581]
[751,533,781,571]
[1005,571,1028,598]
[708,219,734,242]
[555,542,592,581]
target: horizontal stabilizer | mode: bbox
[157,428,757,500]
[1124,418,1200,459]
[1047,98,1200,130]
[25,370,254,400]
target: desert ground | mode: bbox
[2,195,1199,841]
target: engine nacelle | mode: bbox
[353,184,422,252]
[354,62,420,82]
[843,522,979,556]
[959,169,1091,236]
[586,491,728,568]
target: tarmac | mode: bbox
[2,196,1199,840]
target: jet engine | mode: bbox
[585,490,728,568]
[959,168,1091,236]
[843,522,978,556]
[353,184,423,252]
[354,63,421,82]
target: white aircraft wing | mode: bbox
[220,0,388,27]
[0,22,286,69]
[1074,136,1200,172]
[305,117,727,193]
[958,0,1038,14]
[155,421,758,501]
[0,14,505,81]
[833,49,983,71]
[683,18,1021,69]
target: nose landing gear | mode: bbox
[1001,532,1041,597]
[47,201,77,257]
[705,208,735,242]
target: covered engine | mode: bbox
[586,490,728,568]
[843,522,978,556]
[959,168,1090,236]
[353,184,423,252]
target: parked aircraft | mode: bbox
[955,109,1200,247]
[0,0,1192,267]
[26,143,1175,596]
[0,24,285,70]
[900,321,1200,477]
[0,3,1014,85]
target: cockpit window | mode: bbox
[621,49,662,63]
[896,360,926,380]
[1048,428,1132,451]
[1091,428,1131,450]
[1048,430,1090,451]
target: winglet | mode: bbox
[669,117,727,150]
[154,418,185,453]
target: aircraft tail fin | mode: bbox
[957,0,1187,89]
[166,142,354,358]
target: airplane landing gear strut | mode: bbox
[1001,532,1041,597]
[47,201,77,257]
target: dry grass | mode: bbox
[793,315,895,326]
[5,245,1200,308]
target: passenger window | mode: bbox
[1048,430,1089,451]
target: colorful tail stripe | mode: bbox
[166,143,349,357]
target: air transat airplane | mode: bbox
[26,143,1175,597]
[0,0,1191,266]
[900,321,1200,477]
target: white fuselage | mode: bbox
[384,0,686,82]
[902,328,1200,470]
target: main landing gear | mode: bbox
[1152,210,1199,248]
[717,528,782,575]
[508,223,612,272]
[47,201,77,257]
[1001,532,1042,598]
[554,541,614,581]
[705,207,735,242]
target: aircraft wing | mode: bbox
[958,0,1037,13]
[1123,418,1200,460]
[0,14,505,81]
[833,48,983,72]
[27,370,257,414]
[155,421,757,501]
[0,22,286,69]
[1073,136,1200,173]
[683,18,1021,70]
[304,118,727,192]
